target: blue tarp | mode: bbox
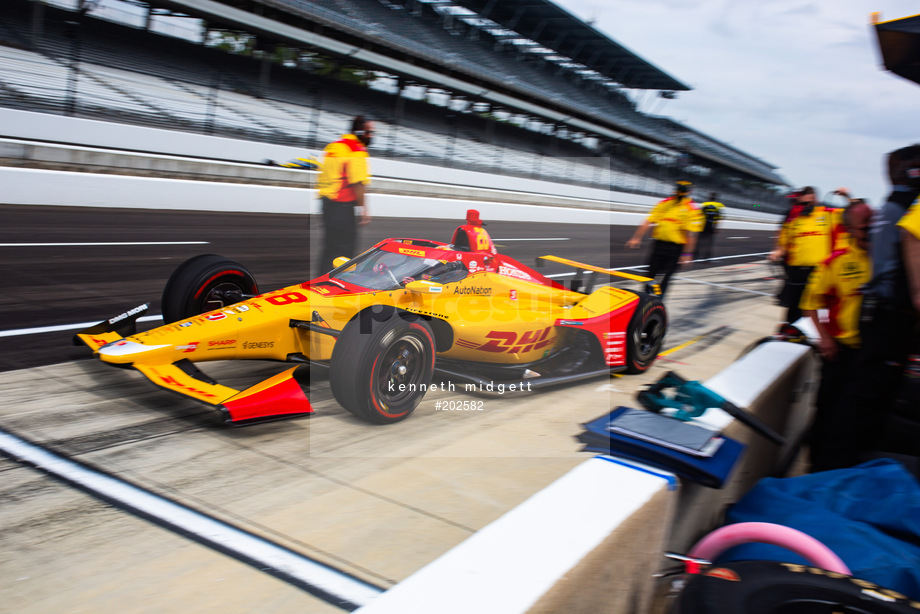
[721,459,920,599]
[578,407,746,488]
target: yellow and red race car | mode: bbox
[77,211,666,425]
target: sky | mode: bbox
[554,0,920,206]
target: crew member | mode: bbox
[626,180,703,298]
[769,187,833,325]
[799,200,872,472]
[316,115,374,276]
[696,193,724,261]
[898,198,920,312]
[832,144,920,468]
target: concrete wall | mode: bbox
[353,340,818,613]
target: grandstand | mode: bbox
[0,0,789,210]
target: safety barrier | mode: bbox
[354,340,817,613]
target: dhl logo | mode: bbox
[154,373,219,399]
[474,327,555,354]
[399,247,426,257]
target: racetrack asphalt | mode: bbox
[0,203,777,372]
[0,202,787,612]
[0,254,787,613]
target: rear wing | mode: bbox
[536,255,657,294]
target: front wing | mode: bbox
[75,306,313,425]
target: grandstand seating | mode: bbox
[0,0,785,209]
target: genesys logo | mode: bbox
[242,341,275,350]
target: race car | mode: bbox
[76,210,666,425]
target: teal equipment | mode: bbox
[637,371,785,445]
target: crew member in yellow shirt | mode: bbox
[769,186,833,324]
[899,198,920,312]
[316,115,374,276]
[626,180,704,298]
[799,200,872,471]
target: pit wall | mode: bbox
[354,341,817,614]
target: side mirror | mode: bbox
[404,280,445,294]
[332,256,350,268]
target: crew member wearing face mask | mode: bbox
[626,180,703,298]
[316,115,375,276]
[769,186,833,325]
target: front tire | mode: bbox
[626,294,667,374]
[330,310,436,424]
[161,254,259,324]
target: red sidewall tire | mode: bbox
[161,254,258,324]
[330,310,435,424]
[626,295,667,374]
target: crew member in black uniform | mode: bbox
[696,193,724,261]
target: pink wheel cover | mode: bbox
[688,522,851,575]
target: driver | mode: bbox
[401,260,467,285]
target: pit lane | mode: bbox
[0,205,783,612]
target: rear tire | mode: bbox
[161,254,259,324]
[626,295,666,374]
[330,310,436,424]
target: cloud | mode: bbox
[556,0,920,200]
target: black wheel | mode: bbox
[329,309,436,424]
[626,294,667,374]
[672,561,917,614]
[161,254,259,324]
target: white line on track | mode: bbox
[0,315,163,338]
[0,428,384,608]
[491,238,569,241]
[0,242,210,247]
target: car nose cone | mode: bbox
[98,340,169,357]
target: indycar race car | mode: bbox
[77,210,666,425]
